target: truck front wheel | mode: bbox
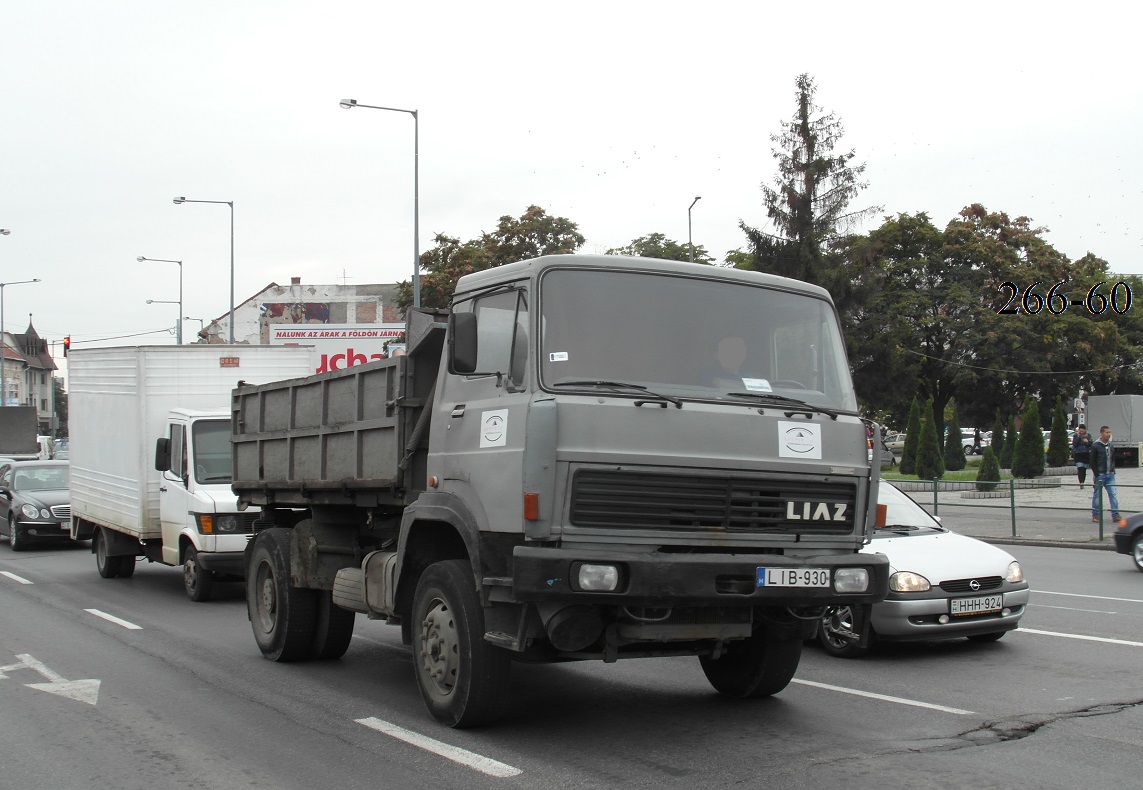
[247,528,316,662]
[183,546,215,602]
[412,560,511,728]
[699,627,802,698]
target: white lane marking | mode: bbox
[791,679,975,715]
[0,571,33,585]
[1031,604,1118,614]
[355,717,522,778]
[84,609,142,630]
[1035,590,1143,605]
[1018,628,1143,647]
[7,654,101,705]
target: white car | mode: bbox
[817,482,1029,657]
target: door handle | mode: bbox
[451,405,466,418]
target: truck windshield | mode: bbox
[539,268,857,411]
[192,419,233,484]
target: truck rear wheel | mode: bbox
[183,546,215,602]
[94,529,134,578]
[247,528,316,662]
[412,560,511,728]
[310,590,355,659]
[699,627,802,698]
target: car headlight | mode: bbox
[21,504,41,520]
[889,571,931,592]
[1006,561,1024,584]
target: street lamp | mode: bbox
[146,300,181,342]
[185,316,205,334]
[339,98,421,307]
[688,196,702,263]
[174,197,234,342]
[0,278,41,408]
[138,256,183,344]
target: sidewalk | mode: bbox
[889,464,1141,551]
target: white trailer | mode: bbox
[68,345,316,599]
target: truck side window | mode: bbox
[471,289,528,384]
[169,425,186,479]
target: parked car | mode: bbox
[817,482,1029,657]
[0,460,71,551]
[1113,513,1143,572]
[883,432,906,454]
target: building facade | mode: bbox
[1,319,58,434]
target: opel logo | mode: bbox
[969,579,981,591]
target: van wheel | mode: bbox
[310,590,355,659]
[183,546,214,602]
[412,560,511,727]
[700,627,802,698]
[247,528,316,662]
[94,529,120,577]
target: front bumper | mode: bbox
[870,584,1030,641]
[512,546,889,607]
[194,550,246,576]
[1113,530,1136,555]
[16,521,71,539]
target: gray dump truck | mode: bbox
[232,254,889,727]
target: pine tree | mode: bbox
[1046,395,1071,467]
[976,447,1001,492]
[899,395,923,476]
[944,404,966,472]
[1012,399,1046,478]
[1000,414,1018,469]
[915,401,945,480]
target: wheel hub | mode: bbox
[254,563,277,634]
[418,599,458,697]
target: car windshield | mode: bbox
[192,420,233,484]
[13,466,69,491]
[876,483,946,535]
[538,268,857,411]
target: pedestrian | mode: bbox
[973,427,982,454]
[1072,424,1093,488]
[1090,425,1120,522]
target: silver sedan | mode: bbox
[818,482,1030,657]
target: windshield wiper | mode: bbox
[725,392,840,420]
[552,380,683,408]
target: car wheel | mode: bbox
[412,559,511,727]
[967,631,1006,643]
[1132,532,1143,573]
[246,527,317,662]
[183,546,214,602]
[9,517,25,552]
[818,605,872,658]
[699,627,802,697]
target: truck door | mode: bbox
[159,422,195,565]
[434,287,530,533]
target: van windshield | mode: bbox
[538,268,857,411]
[192,419,233,484]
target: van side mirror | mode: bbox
[449,312,478,374]
[154,437,171,472]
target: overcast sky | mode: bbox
[3,1,1140,361]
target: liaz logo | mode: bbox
[786,501,848,522]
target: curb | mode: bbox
[967,535,1118,552]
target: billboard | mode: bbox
[268,324,404,373]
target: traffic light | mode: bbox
[63,336,71,357]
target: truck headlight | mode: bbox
[1005,561,1024,584]
[574,563,620,592]
[833,567,869,593]
[889,571,931,592]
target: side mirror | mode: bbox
[154,437,171,472]
[449,312,478,374]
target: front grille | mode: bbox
[51,505,71,520]
[939,576,1003,593]
[570,470,856,534]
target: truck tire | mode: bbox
[817,605,873,658]
[310,590,355,660]
[183,545,215,602]
[699,627,802,698]
[411,559,511,728]
[94,529,127,578]
[9,517,26,552]
[247,528,316,662]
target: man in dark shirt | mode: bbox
[1090,425,1120,522]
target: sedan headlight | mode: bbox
[21,504,41,520]
[889,571,931,592]
[1006,561,1024,584]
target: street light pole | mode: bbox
[688,196,702,263]
[0,278,41,408]
[339,98,420,308]
[173,197,234,342]
[137,257,183,344]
